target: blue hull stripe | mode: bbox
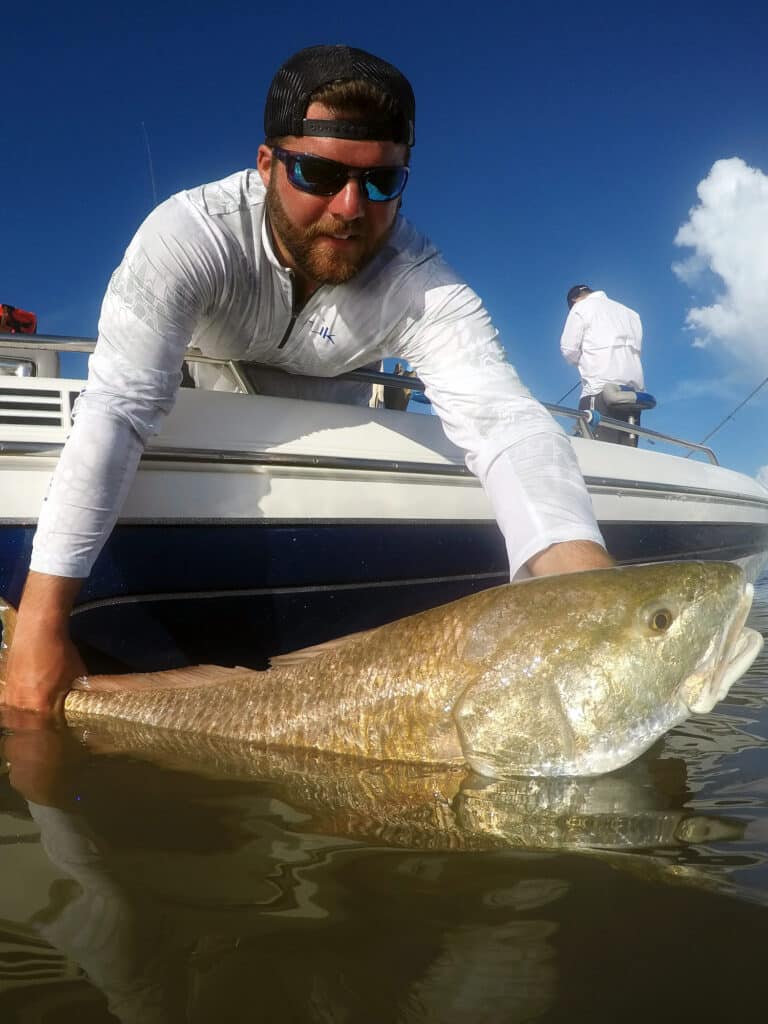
[2,521,767,670]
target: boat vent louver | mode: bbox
[0,386,64,428]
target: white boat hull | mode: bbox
[2,376,767,668]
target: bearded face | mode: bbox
[258,115,406,298]
[265,173,388,286]
[266,168,399,288]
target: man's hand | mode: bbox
[526,540,615,577]
[2,573,85,714]
[4,631,86,714]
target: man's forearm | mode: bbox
[560,343,581,367]
[2,573,86,713]
[30,403,145,578]
[526,540,615,577]
[15,572,84,631]
[560,315,584,366]
[482,435,608,579]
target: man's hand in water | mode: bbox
[2,573,85,714]
[4,633,86,713]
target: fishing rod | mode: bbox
[555,382,580,405]
[696,374,768,446]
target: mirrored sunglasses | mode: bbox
[271,146,409,203]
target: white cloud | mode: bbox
[673,158,768,368]
[664,376,738,402]
[758,465,768,490]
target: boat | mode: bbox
[2,334,768,670]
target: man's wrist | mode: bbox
[526,540,615,577]
[16,573,83,630]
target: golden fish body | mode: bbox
[1,562,763,777]
[61,562,764,775]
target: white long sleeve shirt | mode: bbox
[560,290,643,398]
[31,170,604,581]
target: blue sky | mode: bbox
[4,2,768,480]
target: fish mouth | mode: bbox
[705,626,764,704]
[685,582,764,714]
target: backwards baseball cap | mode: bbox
[566,284,592,308]
[264,44,415,146]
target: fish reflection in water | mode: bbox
[0,712,761,1024]
[63,715,750,855]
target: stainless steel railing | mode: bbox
[0,334,718,463]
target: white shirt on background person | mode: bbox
[560,290,643,398]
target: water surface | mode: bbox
[2,574,768,1022]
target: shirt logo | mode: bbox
[309,320,335,344]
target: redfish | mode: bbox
[0,562,762,777]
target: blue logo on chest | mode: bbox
[310,322,335,344]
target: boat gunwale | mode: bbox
[0,334,720,463]
[2,445,767,511]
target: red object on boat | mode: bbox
[0,304,37,334]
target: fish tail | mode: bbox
[0,595,18,685]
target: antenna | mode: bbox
[140,121,159,207]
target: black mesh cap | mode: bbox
[567,284,592,308]
[264,44,415,146]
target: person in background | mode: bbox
[370,362,418,410]
[4,44,613,714]
[560,285,644,445]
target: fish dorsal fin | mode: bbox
[73,664,253,694]
[269,626,377,668]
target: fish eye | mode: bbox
[649,608,674,632]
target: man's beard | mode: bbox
[266,178,390,286]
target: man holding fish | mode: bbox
[4,44,613,714]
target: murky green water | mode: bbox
[2,575,768,1022]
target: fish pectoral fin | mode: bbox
[269,627,377,667]
[73,664,253,694]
